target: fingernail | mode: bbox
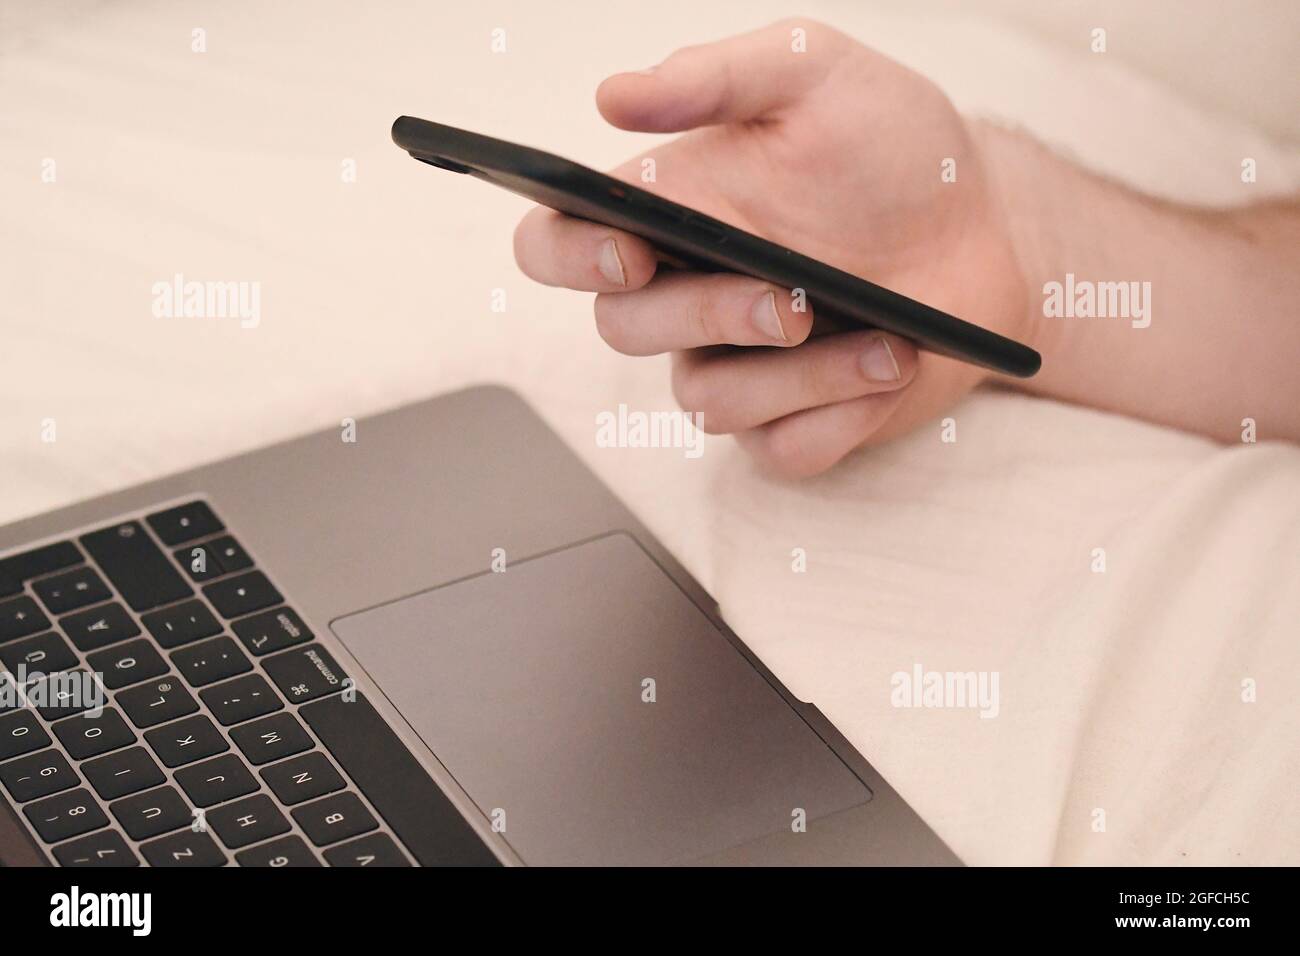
[599,237,627,286]
[861,337,901,382]
[751,290,787,343]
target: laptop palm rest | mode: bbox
[331,532,870,866]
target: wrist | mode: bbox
[967,120,1065,374]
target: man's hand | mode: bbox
[514,19,1300,473]
[513,19,1031,477]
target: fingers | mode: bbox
[595,272,814,354]
[596,19,851,132]
[670,330,917,434]
[513,206,658,292]
[734,390,911,479]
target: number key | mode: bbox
[53,829,138,867]
[24,788,108,843]
[0,709,51,760]
[0,749,78,803]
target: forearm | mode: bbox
[977,121,1300,443]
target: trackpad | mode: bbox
[331,533,869,865]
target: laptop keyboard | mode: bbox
[0,499,490,867]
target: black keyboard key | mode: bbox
[53,702,130,754]
[0,631,78,676]
[302,693,497,866]
[236,834,320,867]
[146,501,224,546]
[26,670,103,721]
[53,707,136,759]
[203,572,282,619]
[172,543,220,583]
[232,606,312,656]
[174,754,258,808]
[206,535,252,574]
[85,639,168,690]
[25,788,108,843]
[0,669,25,711]
[82,746,165,800]
[117,677,198,728]
[174,535,252,582]
[0,674,22,714]
[33,567,111,615]
[171,636,251,688]
[263,643,348,704]
[200,673,282,726]
[260,751,344,805]
[53,829,138,867]
[141,599,221,649]
[0,709,50,759]
[0,541,82,593]
[141,829,226,867]
[80,521,191,612]
[0,596,50,644]
[292,791,377,847]
[95,656,168,705]
[325,832,410,867]
[207,794,290,849]
[230,712,312,765]
[0,749,78,802]
[111,784,192,840]
[60,602,139,652]
[143,714,228,767]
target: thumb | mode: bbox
[595,19,850,133]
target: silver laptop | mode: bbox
[0,385,958,866]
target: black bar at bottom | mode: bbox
[300,692,500,867]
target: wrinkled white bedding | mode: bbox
[2,0,1296,863]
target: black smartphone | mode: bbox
[392,116,1040,378]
